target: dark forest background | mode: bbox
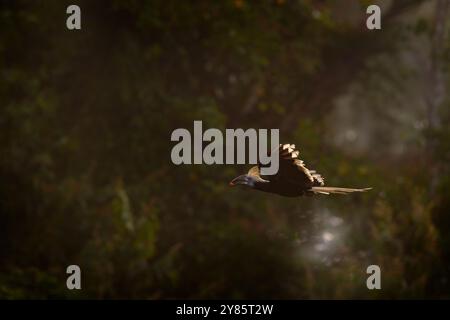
[0,0,449,299]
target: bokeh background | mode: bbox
[0,0,449,299]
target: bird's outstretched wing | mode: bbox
[258,143,324,188]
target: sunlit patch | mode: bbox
[322,231,335,242]
[345,129,357,142]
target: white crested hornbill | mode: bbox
[229,143,371,197]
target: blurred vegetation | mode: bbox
[0,0,449,299]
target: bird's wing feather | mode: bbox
[259,143,323,187]
[247,165,261,177]
[247,165,270,183]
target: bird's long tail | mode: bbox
[309,187,372,195]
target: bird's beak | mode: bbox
[229,175,247,186]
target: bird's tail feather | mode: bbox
[310,187,372,195]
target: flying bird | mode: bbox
[229,143,371,197]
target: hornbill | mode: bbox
[229,143,371,197]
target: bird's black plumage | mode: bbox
[230,143,371,197]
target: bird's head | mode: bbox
[229,174,257,188]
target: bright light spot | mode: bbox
[322,231,334,242]
[345,129,357,142]
[312,10,322,19]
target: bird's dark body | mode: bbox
[254,177,309,197]
[229,143,371,197]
